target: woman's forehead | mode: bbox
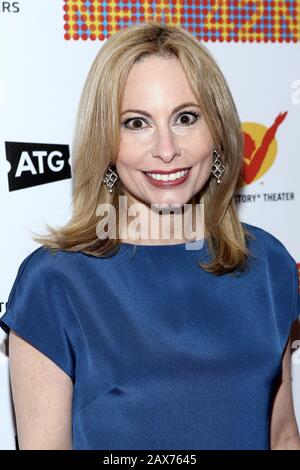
[121,57,197,109]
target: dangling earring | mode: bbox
[211,147,225,184]
[103,163,118,193]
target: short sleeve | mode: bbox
[0,247,79,384]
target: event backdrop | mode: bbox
[0,0,299,449]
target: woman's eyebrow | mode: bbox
[121,102,200,117]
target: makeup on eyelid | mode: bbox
[121,110,201,131]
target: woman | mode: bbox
[0,21,299,450]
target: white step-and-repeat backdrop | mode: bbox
[0,0,299,449]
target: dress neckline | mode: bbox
[119,238,207,250]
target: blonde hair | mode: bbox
[33,21,253,275]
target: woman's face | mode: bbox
[116,55,214,209]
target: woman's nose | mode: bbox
[151,128,181,164]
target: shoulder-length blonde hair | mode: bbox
[33,21,253,275]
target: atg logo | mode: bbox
[63,0,300,43]
[6,142,71,191]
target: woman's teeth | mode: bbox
[145,169,190,181]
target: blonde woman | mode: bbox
[1,22,299,450]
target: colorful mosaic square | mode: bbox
[63,0,300,42]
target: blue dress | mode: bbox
[0,222,299,450]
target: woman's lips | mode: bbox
[142,167,192,188]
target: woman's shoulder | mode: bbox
[15,245,77,278]
[14,244,120,283]
[10,246,99,293]
[241,221,297,272]
[20,243,112,268]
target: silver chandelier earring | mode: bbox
[103,164,119,193]
[211,147,225,184]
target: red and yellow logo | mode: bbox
[240,111,287,187]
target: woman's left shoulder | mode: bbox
[241,223,299,326]
[241,221,297,271]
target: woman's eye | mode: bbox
[177,111,200,126]
[121,110,200,131]
[122,117,145,131]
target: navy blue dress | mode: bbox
[0,222,299,450]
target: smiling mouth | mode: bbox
[142,167,192,186]
[142,167,192,180]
